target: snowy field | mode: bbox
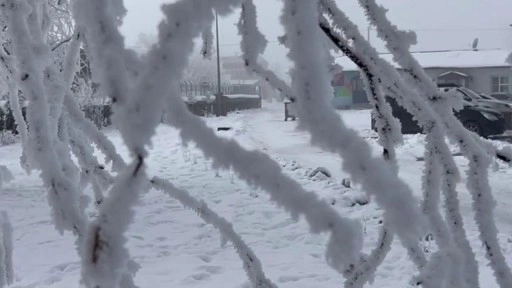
[3,103,512,287]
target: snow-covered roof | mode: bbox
[336,49,512,71]
[227,79,260,85]
[224,94,260,99]
[439,71,468,77]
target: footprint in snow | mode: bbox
[156,250,171,258]
[278,274,324,283]
[49,261,81,273]
[183,272,211,282]
[155,236,167,242]
[198,254,212,263]
[197,265,223,274]
[181,265,223,284]
[129,234,144,241]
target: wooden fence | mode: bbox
[0,95,261,133]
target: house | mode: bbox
[221,55,276,100]
[332,49,512,108]
[221,55,269,81]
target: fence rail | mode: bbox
[180,81,260,100]
[0,94,261,133]
[185,95,261,117]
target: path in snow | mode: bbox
[2,103,512,287]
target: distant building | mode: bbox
[221,56,276,100]
[333,49,512,108]
[221,56,269,82]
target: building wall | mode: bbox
[221,56,269,81]
[337,66,512,108]
[424,67,511,95]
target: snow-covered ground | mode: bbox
[3,103,512,287]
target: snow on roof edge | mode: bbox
[335,49,512,72]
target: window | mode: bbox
[491,76,509,93]
[351,77,365,91]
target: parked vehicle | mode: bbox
[481,93,512,103]
[436,85,512,130]
[371,96,506,138]
[448,87,512,112]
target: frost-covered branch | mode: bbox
[0,211,13,287]
[62,70,271,287]
[315,25,399,285]
[0,42,30,170]
[359,1,512,286]
[0,2,136,287]
[6,0,509,286]
[319,2,481,286]
[72,0,138,154]
[237,3,425,284]
[239,5,426,261]
[0,49,27,140]
[200,26,213,59]
[73,0,360,283]
[47,30,81,139]
[151,177,278,288]
[51,35,72,51]
[82,157,145,288]
[63,88,142,286]
[0,166,13,288]
[240,5,397,284]
[66,118,112,205]
[240,3,425,262]
[318,16,401,168]
[4,0,88,236]
[63,92,125,171]
[237,0,293,99]
[420,138,463,287]
[165,81,364,274]
[74,0,237,158]
[70,2,149,286]
[280,0,430,271]
[319,14,444,287]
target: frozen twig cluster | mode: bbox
[358,1,511,287]
[0,211,13,288]
[0,166,13,288]
[1,0,511,287]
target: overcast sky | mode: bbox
[119,0,512,70]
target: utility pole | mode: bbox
[215,12,222,116]
[367,26,371,43]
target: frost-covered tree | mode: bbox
[1,0,512,287]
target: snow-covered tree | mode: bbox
[1,0,511,287]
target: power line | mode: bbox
[370,27,512,32]
[219,26,512,47]
[219,40,281,47]
[333,48,508,58]
[369,27,512,32]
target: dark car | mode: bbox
[488,93,512,103]
[446,87,512,113]
[437,85,512,129]
[371,96,505,138]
